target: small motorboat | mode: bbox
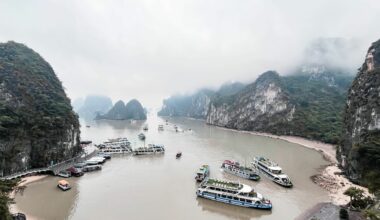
[57,180,71,191]
[176,152,182,159]
[138,133,146,140]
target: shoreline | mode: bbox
[216,126,372,205]
[9,175,48,220]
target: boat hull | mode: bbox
[196,191,272,210]
[221,167,260,181]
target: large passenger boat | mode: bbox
[195,165,210,182]
[251,157,293,187]
[97,137,132,154]
[196,178,272,209]
[221,160,260,181]
[132,144,165,155]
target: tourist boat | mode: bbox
[176,152,182,159]
[86,156,106,165]
[74,162,87,169]
[158,125,164,131]
[138,133,146,140]
[132,144,165,155]
[82,165,102,172]
[195,165,210,182]
[67,167,84,177]
[97,152,112,159]
[57,180,71,191]
[57,170,71,178]
[221,160,260,181]
[251,157,293,187]
[97,138,132,154]
[196,178,272,209]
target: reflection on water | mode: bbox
[15,114,329,220]
[196,198,272,220]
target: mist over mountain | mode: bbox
[75,95,113,120]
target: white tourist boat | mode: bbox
[97,137,132,154]
[251,157,293,187]
[221,160,260,181]
[196,178,272,209]
[132,144,165,155]
[86,156,106,165]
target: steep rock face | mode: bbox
[340,39,380,184]
[207,71,295,131]
[125,99,147,120]
[96,99,146,120]
[0,41,81,175]
[158,89,214,119]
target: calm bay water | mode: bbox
[15,114,329,220]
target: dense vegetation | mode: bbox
[0,41,81,175]
[0,179,18,220]
[281,73,353,144]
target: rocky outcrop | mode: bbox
[340,39,380,184]
[158,89,214,119]
[96,99,146,120]
[125,99,147,120]
[74,95,113,120]
[0,41,81,175]
[207,71,295,131]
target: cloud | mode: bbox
[1,0,380,107]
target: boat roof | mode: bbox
[278,174,289,178]
[58,180,69,185]
[203,179,244,191]
[268,166,282,171]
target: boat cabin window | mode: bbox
[227,196,232,199]
[271,169,282,174]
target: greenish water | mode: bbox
[15,114,329,220]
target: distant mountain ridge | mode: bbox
[159,68,353,144]
[96,99,146,120]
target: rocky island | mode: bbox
[96,99,146,120]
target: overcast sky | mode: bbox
[1,0,380,108]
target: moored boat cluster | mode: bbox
[195,157,293,210]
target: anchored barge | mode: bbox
[221,160,260,181]
[196,178,272,209]
[132,144,165,155]
[252,157,292,187]
[195,165,210,182]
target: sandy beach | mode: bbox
[9,175,48,220]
